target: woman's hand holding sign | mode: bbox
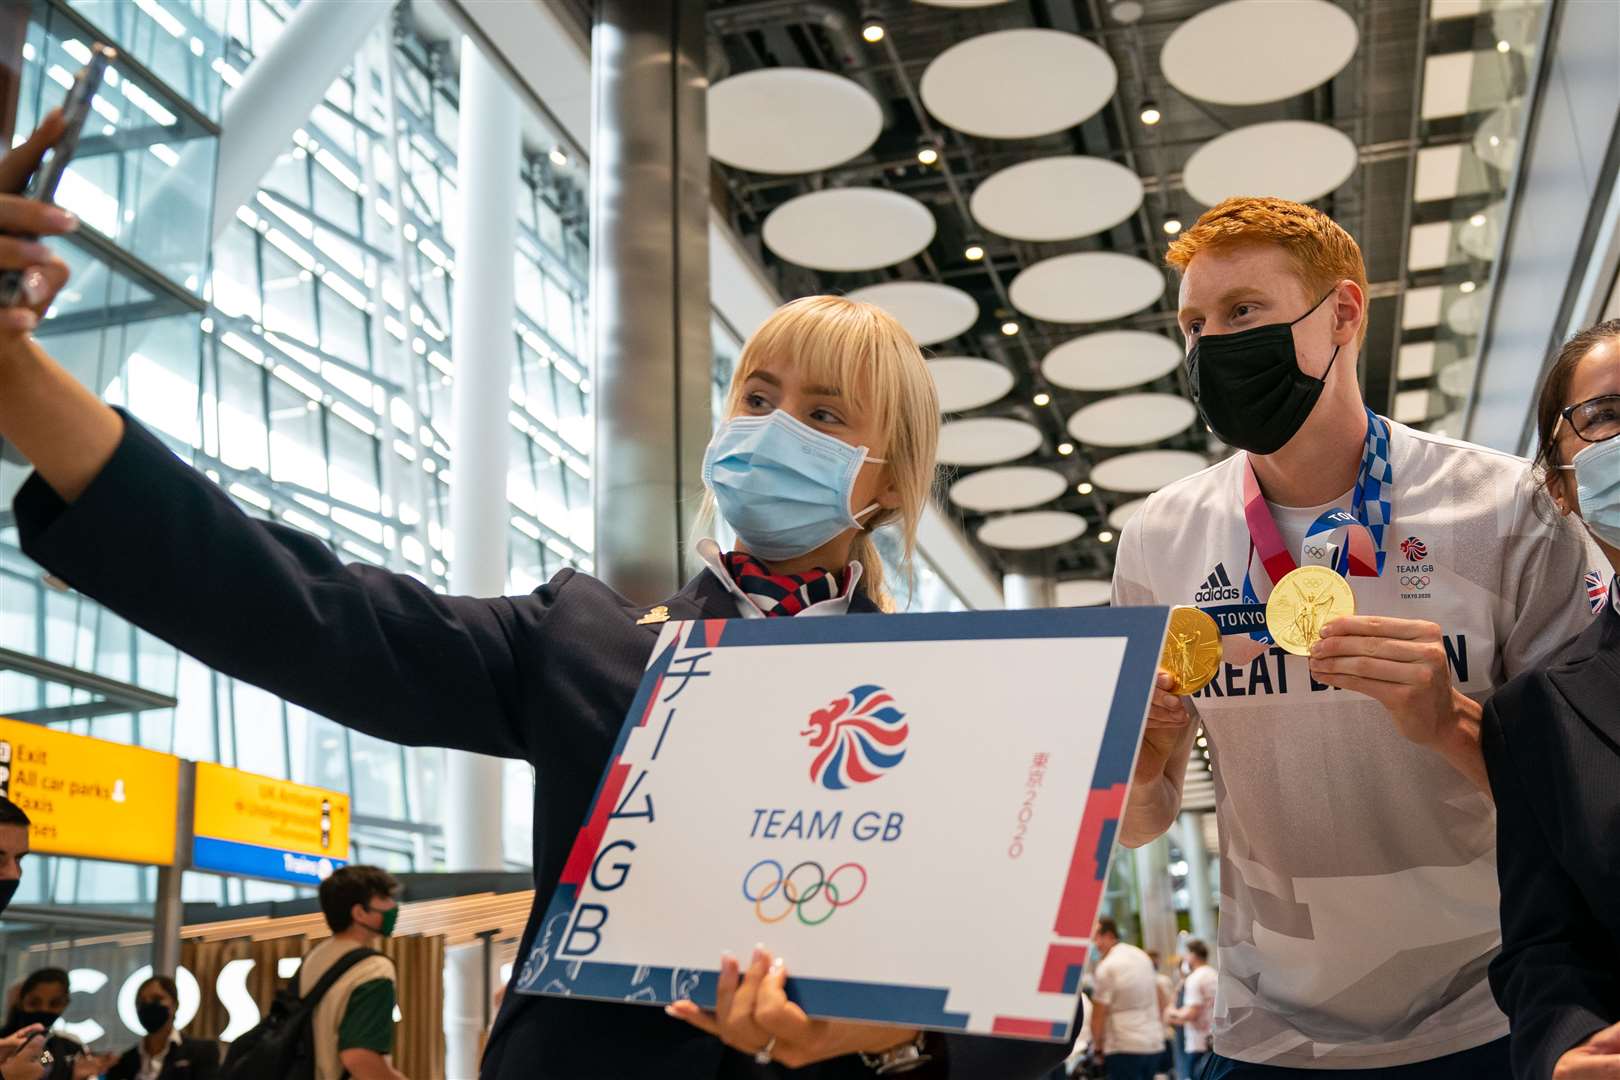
[667,946,919,1066]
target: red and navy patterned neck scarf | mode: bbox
[720,551,854,617]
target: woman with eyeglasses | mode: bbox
[1483,319,1620,1080]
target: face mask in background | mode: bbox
[1187,289,1340,455]
[365,904,399,937]
[5,1007,62,1036]
[1563,434,1620,547]
[135,1001,172,1034]
[703,410,885,562]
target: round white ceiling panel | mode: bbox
[1107,497,1148,532]
[1458,200,1505,262]
[762,188,935,272]
[847,281,978,346]
[1069,392,1198,448]
[977,510,1088,550]
[920,29,1117,140]
[949,466,1067,513]
[1161,0,1358,106]
[1009,252,1164,324]
[1090,449,1208,493]
[1445,291,1486,337]
[1182,121,1357,207]
[1055,579,1112,607]
[928,357,1014,413]
[1043,331,1183,391]
[708,69,882,175]
[1474,103,1522,172]
[1437,359,1477,400]
[937,416,1043,466]
[970,156,1143,242]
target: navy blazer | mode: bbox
[14,415,1070,1079]
[105,1036,221,1080]
[1483,590,1620,1080]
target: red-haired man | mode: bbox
[1111,197,1602,1079]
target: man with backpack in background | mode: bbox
[298,866,407,1080]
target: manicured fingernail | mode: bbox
[751,945,766,967]
[22,268,46,306]
[770,956,785,972]
[47,207,77,231]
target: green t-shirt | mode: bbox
[338,977,396,1055]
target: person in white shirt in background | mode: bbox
[1168,940,1218,1080]
[1148,951,1175,1080]
[1091,919,1169,1080]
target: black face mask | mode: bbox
[4,1007,62,1037]
[0,878,17,918]
[136,1000,172,1034]
[1187,289,1340,455]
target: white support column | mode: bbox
[1002,572,1054,610]
[209,0,391,242]
[1133,834,1178,962]
[440,36,519,1080]
[1179,811,1216,943]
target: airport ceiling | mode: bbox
[696,0,1535,590]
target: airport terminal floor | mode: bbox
[0,0,1617,1078]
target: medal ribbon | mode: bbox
[1236,409,1394,643]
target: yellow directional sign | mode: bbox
[191,763,350,885]
[0,717,180,866]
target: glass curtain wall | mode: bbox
[1,0,591,909]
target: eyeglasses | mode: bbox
[1552,393,1620,445]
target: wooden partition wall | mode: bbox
[179,933,446,1080]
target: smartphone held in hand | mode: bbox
[0,42,115,308]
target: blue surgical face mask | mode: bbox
[1563,434,1620,547]
[702,409,885,562]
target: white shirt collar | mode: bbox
[138,1030,183,1076]
[694,538,863,619]
[1611,573,1619,617]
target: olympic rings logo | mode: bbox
[741,859,868,926]
[1303,544,1328,560]
[1400,575,1431,589]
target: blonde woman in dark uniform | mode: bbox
[0,117,1071,1079]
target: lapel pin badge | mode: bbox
[636,605,671,626]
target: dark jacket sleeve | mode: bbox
[1483,689,1616,1080]
[104,1048,138,1080]
[182,1037,222,1080]
[13,412,558,761]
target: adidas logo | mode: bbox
[1193,562,1241,603]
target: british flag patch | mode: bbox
[1587,570,1609,615]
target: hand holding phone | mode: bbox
[0,43,114,310]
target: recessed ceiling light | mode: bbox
[1489,134,1501,147]
[1139,100,1162,126]
[1111,0,1145,23]
[917,145,939,166]
[1098,530,1114,543]
[1162,217,1183,235]
[1077,481,1093,495]
[1001,320,1020,336]
[1496,39,1511,53]
[1033,391,1051,407]
[1468,212,1486,227]
[964,243,985,261]
[549,147,568,168]
[1057,441,1075,456]
[1459,280,1477,294]
[861,19,885,43]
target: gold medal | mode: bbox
[1266,565,1355,656]
[1159,606,1223,696]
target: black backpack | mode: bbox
[221,947,382,1080]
